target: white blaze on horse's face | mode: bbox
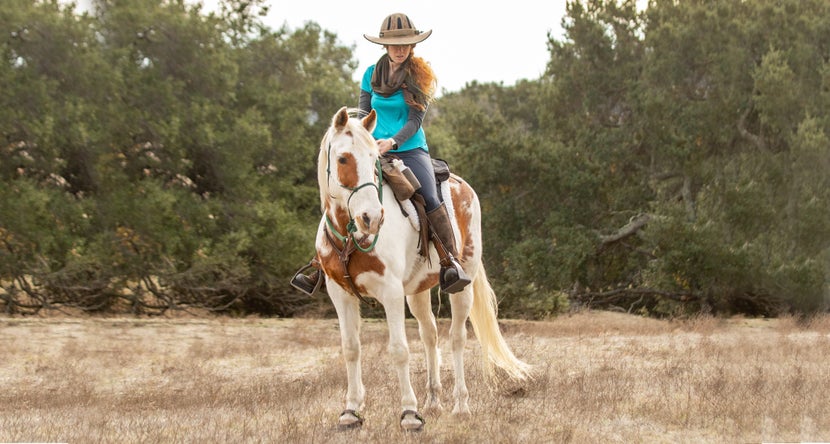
[328,107,384,235]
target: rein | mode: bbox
[323,140,384,304]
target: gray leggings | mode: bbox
[388,148,440,212]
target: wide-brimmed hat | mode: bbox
[363,13,432,46]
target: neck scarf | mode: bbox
[371,54,426,111]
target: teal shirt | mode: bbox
[361,65,428,152]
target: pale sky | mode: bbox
[231,0,571,93]
[65,0,572,93]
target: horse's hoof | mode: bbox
[400,409,425,432]
[338,409,364,430]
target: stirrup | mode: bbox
[439,258,471,293]
[290,262,322,296]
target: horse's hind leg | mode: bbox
[406,290,443,413]
[329,287,366,428]
[449,287,474,416]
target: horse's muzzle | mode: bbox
[357,208,384,235]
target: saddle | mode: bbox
[380,155,452,259]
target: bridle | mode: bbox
[323,139,384,305]
[324,140,384,253]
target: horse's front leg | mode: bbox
[406,290,443,413]
[383,289,424,431]
[329,285,366,429]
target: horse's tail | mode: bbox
[468,261,533,382]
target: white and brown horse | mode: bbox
[314,106,531,431]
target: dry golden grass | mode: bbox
[1,310,829,443]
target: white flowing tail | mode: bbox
[468,262,533,381]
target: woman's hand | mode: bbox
[377,138,396,154]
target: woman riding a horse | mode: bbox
[291,12,469,296]
[288,13,531,432]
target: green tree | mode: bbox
[1,0,357,315]
[431,0,829,317]
[538,0,830,315]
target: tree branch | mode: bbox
[599,213,652,245]
[738,106,767,151]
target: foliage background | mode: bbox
[1,0,828,317]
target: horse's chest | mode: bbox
[318,246,386,296]
[318,243,439,296]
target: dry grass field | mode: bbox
[2,310,829,443]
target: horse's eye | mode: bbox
[338,157,347,164]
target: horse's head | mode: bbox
[318,106,384,236]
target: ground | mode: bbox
[2,310,828,442]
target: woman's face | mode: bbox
[385,45,413,65]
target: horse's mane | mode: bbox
[317,108,378,212]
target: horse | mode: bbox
[313,106,532,431]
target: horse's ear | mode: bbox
[362,109,377,133]
[333,106,349,131]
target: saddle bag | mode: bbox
[380,155,418,201]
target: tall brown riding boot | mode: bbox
[426,203,471,293]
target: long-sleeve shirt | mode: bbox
[359,64,428,153]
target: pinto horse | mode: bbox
[314,107,531,431]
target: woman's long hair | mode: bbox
[405,53,437,111]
